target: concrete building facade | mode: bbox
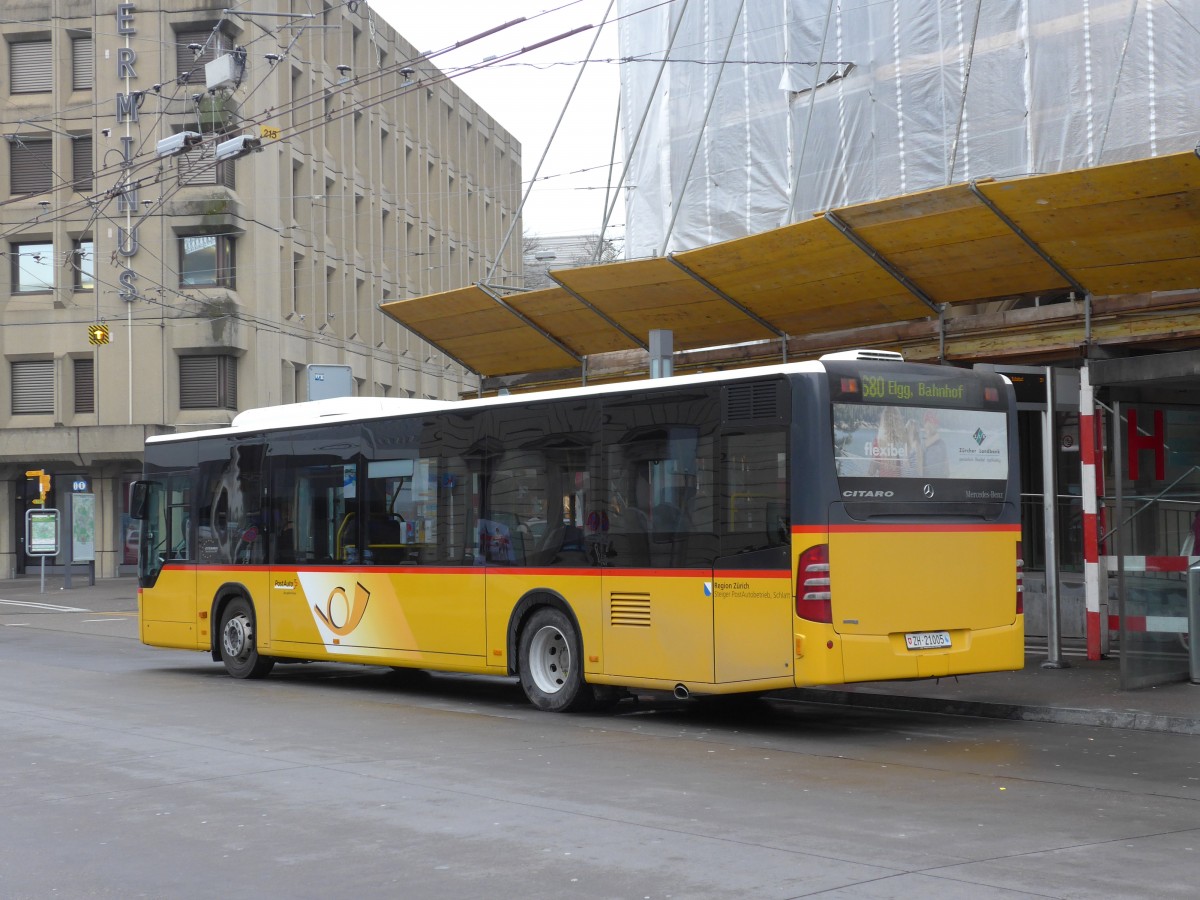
[1,0,523,577]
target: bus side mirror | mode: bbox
[130,481,153,520]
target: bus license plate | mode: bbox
[905,631,951,650]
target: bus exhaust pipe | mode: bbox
[673,684,690,700]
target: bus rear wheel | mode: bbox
[518,607,593,712]
[219,597,275,679]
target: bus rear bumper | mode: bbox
[794,616,1025,687]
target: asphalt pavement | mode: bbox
[3,574,1197,735]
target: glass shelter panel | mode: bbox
[1112,403,1200,688]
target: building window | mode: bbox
[180,355,237,410]
[178,131,236,189]
[72,36,93,90]
[180,234,236,288]
[11,359,54,414]
[75,240,94,290]
[10,40,52,93]
[74,357,95,414]
[10,138,53,195]
[11,241,54,293]
[72,135,93,192]
[175,29,228,84]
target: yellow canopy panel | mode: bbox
[675,216,932,335]
[380,287,580,376]
[553,257,778,351]
[506,285,637,357]
[832,182,1070,304]
[977,150,1200,295]
[382,149,1200,378]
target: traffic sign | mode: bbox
[88,323,110,345]
[25,469,50,505]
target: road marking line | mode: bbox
[82,618,131,623]
[0,598,90,612]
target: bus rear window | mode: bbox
[834,404,1008,478]
[832,403,1009,505]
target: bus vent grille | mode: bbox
[725,381,780,421]
[610,592,651,627]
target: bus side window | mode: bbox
[722,430,788,556]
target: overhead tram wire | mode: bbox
[484,0,617,284]
[0,13,541,226]
[4,11,587,352]
[4,3,660,326]
[1,0,650,231]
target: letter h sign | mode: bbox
[1126,408,1166,481]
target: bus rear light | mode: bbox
[797,544,832,623]
[1016,540,1024,615]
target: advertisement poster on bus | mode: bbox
[833,405,1009,503]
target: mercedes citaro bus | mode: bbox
[133,351,1023,711]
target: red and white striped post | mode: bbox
[1080,366,1107,659]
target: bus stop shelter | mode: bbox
[382,148,1200,681]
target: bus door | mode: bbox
[136,471,198,648]
[601,393,717,684]
[299,413,485,661]
[713,425,793,684]
[266,431,363,650]
[486,402,600,672]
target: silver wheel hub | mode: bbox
[223,614,252,660]
[528,624,570,694]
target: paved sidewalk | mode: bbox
[789,652,1200,735]
[0,573,138,607]
[3,575,1196,733]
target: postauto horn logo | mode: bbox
[313,582,371,636]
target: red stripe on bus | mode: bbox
[793,523,1020,534]
[711,570,791,579]
[167,564,780,578]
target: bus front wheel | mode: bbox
[219,597,275,679]
[518,607,593,712]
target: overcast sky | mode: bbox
[368,0,624,240]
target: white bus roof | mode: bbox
[146,355,949,444]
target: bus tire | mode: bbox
[219,596,275,679]
[518,607,593,712]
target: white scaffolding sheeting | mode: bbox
[618,0,1200,257]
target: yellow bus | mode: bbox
[133,351,1023,711]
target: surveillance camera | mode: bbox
[336,64,351,75]
[101,128,112,137]
[400,67,415,79]
[265,53,282,63]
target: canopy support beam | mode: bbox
[667,254,790,362]
[477,283,584,364]
[968,181,1089,298]
[823,211,943,317]
[546,273,648,351]
[377,304,481,379]
[969,180,1094,351]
